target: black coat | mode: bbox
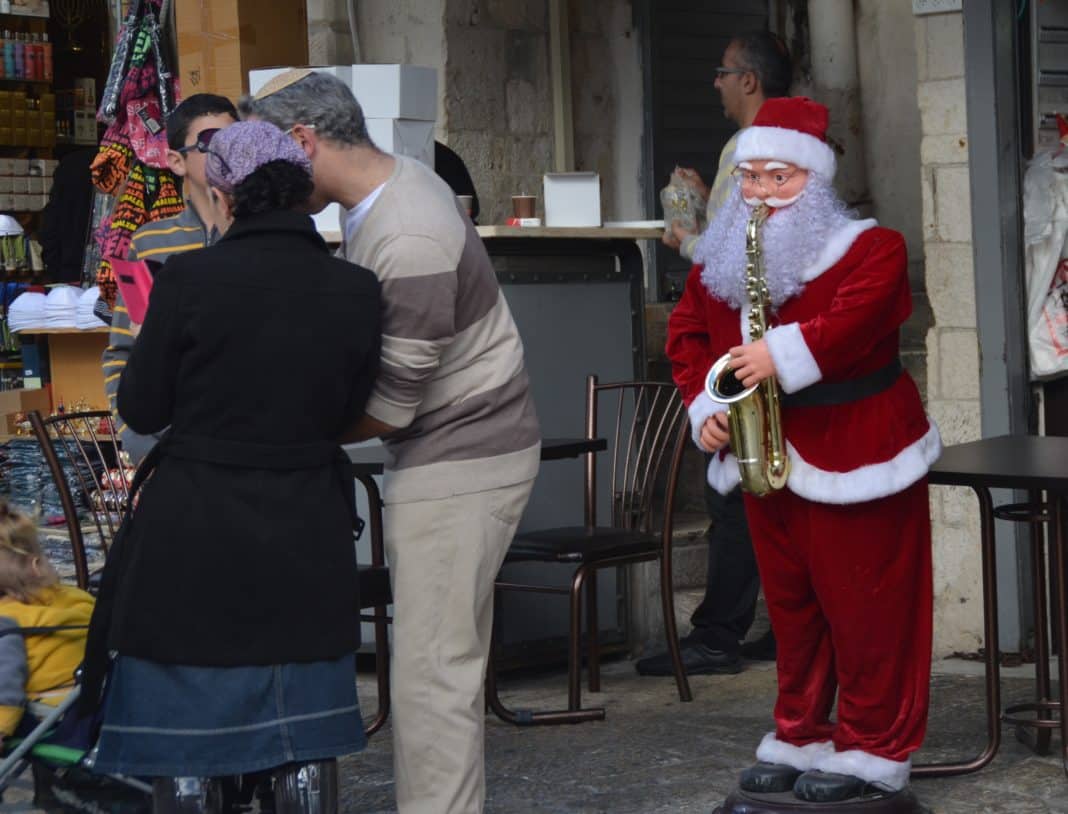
[108,210,381,667]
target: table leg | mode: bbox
[913,485,1001,777]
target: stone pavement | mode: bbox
[342,658,1067,813]
[1,658,1062,813]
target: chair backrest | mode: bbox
[28,410,128,590]
[584,375,689,535]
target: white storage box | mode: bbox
[350,65,437,121]
[543,172,602,228]
[365,118,434,167]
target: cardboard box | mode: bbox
[12,177,29,194]
[350,65,437,121]
[0,159,11,176]
[0,388,51,434]
[73,77,96,110]
[73,111,95,143]
[12,194,29,211]
[543,172,602,228]
[365,118,434,167]
[0,178,12,194]
[27,177,44,194]
[0,194,14,211]
[177,0,309,102]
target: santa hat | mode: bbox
[734,97,837,180]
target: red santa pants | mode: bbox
[744,478,932,762]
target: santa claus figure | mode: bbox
[667,96,941,803]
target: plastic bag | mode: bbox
[1024,147,1068,379]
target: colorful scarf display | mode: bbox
[92,0,182,307]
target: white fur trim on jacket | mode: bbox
[786,419,943,505]
[735,126,837,181]
[755,733,836,772]
[707,451,742,495]
[765,322,822,393]
[687,391,726,450]
[800,218,878,282]
[812,748,911,792]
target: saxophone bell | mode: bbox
[705,353,757,404]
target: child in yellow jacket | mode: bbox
[0,500,94,745]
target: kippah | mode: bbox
[254,68,315,100]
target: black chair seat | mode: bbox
[507,526,660,564]
[358,564,392,607]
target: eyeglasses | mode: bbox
[283,123,317,137]
[715,66,750,78]
[731,166,801,192]
[175,127,222,156]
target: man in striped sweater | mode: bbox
[243,71,541,814]
[100,94,236,464]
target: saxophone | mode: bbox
[704,203,790,496]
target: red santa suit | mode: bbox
[666,98,941,792]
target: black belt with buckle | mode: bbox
[781,358,903,408]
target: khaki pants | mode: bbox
[384,478,535,814]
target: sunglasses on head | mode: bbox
[175,127,222,156]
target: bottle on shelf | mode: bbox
[12,30,23,81]
[25,33,37,81]
[2,31,12,80]
[41,32,51,83]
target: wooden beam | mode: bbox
[549,0,575,172]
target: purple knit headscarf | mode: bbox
[205,120,313,193]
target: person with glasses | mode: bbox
[241,70,540,814]
[100,93,237,467]
[638,30,791,681]
[85,120,382,814]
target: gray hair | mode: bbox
[238,72,372,147]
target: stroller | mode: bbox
[0,626,275,814]
[0,624,152,814]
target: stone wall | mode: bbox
[444,0,643,225]
[915,10,983,657]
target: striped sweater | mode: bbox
[343,156,541,502]
[101,205,214,464]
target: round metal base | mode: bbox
[712,785,930,814]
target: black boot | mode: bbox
[738,762,802,794]
[793,770,870,802]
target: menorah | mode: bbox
[53,0,97,53]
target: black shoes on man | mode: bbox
[635,629,776,676]
[739,762,875,803]
[635,642,742,676]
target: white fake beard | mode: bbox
[693,175,856,311]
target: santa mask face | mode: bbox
[737,159,809,209]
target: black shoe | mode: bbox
[635,642,742,676]
[740,629,776,661]
[739,762,801,794]
[793,770,870,802]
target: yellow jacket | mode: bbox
[0,585,94,735]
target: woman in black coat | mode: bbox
[87,121,381,812]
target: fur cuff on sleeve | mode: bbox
[765,322,822,394]
[687,391,726,450]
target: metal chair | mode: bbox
[353,470,392,738]
[486,375,693,725]
[29,410,127,591]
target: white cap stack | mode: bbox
[75,286,107,329]
[42,285,82,329]
[6,290,47,332]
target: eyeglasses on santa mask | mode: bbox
[731,165,802,192]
